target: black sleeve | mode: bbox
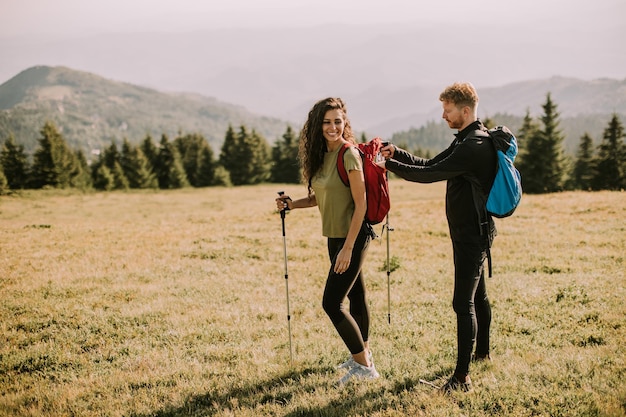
[386,140,476,183]
[391,147,428,166]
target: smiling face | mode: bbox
[322,108,345,147]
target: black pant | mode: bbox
[322,222,373,354]
[452,240,492,376]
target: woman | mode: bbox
[276,97,379,385]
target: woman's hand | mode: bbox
[334,245,353,274]
[276,195,292,211]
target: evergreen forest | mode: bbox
[1,94,625,194]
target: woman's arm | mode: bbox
[276,194,317,211]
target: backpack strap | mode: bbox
[469,128,496,277]
[336,142,352,187]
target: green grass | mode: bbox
[1,182,625,416]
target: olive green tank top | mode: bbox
[311,144,362,238]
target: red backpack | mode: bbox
[337,137,390,225]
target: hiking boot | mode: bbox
[338,362,380,386]
[337,350,374,370]
[441,375,472,393]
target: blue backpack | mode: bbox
[469,125,522,277]
[483,126,522,218]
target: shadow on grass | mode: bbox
[283,370,453,417]
[283,377,428,417]
[128,366,325,417]
[129,366,450,417]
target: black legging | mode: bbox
[322,222,373,354]
[452,239,492,376]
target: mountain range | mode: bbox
[2,22,625,136]
[0,66,290,155]
[0,65,625,158]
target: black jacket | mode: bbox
[386,120,497,244]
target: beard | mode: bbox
[446,116,464,130]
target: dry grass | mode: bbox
[0,182,625,416]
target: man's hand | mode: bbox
[380,144,395,159]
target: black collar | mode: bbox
[454,120,484,142]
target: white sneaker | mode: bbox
[338,362,380,386]
[337,357,356,370]
[337,350,374,370]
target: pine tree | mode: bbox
[221,125,256,186]
[0,134,29,189]
[102,142,129,190]
[211,165,232,187]
[120,139,158,189]
[136,149,159,189]
[111,161,129,190]
[153,134,168,188]
[30,121,80,189]
[517,94,566,193]
[0,163,8,194]
[243,129,271,185]
[592,114,626,190]
[90,155,106,190]
[270,126,300,184]
[515,109,539,168]
[140,134,159,170]
[120,139,137,187]
[175,133,210,187]
[71,150,93,190]
[156,134,189,189]
[103,142,121,170]
[196,146,218,187]
[540,94,567,192]
[219,125,238,185]
[93,163,115,191]
[570,133,596,190]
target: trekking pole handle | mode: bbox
[277,191,291,219]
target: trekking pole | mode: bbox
[380,143,394,324]
[277,191,294,366]
[384,210,394,324]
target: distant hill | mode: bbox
[0,66,624,158]
[355,77,626,137]
[371,77,626,154]
[388,112,620,155]
[0,66,291,157]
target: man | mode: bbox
[378,82,496,392]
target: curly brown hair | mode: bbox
[439,82,479,110]
[298,97,356,195]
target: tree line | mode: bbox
[496,94,625,192]
[1,92,625,194]
[397,93,625,193]
[0,123,300,193]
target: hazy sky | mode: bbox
[1,0,624,36]
[1,0,624,125]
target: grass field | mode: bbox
[1,181,625,417]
